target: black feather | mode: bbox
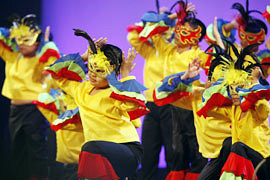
[73,29,97,54]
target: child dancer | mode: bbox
[0,14,60,180]
[45,29,149,180]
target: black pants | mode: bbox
[170,105,207,173]
[9,104,49,180]
[231,142,270,180]
[141,102,174,180]
[47,127,65,180]
[79,141,142,180]
[198,137,232,180]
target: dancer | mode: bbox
[137,1,209,179]
[0,14,60,180]
[197,42,270,180]
[127,2,177,179]
[45,29,149,180]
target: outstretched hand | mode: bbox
[44,26,50,42]
[181,57,201,80]
[186,2,196,13]
[213,16,225,49]
[120,47,138,78]
[94,37,107,49]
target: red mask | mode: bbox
[238,26,266,45]
[174,23,202,46]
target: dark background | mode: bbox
[0,1,41,179]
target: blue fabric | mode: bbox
[107,71,147,92]
[141,12,175,27]
[256,49,270,56]
[201,79,225,103]
[48,88,62,99]
[0,27,10,37]
[158,72,200,92]
[217,19,236,43]
[236,84,270,93]
[57,107,79,119]
[49,53,88,74]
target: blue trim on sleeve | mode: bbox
[49,53,88,74]
[57,107,79,119]
[141,12,175,26]
[217,19,236,43]
[107,72,147,92]
[158,72,199,92]
[0,27,10,37]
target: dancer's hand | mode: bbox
[213,16,225,49]
[81,37,108,61]
[44,26,50,42]
[94,37,107,49]
[120,47,138,78]
[181,57,201,80]
[186,2,195,13]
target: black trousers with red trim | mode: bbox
[197,137,232,180]
[231,142,270,180]
[141,102,174,180]
[79,140,142,180]
[170,105,208,173]
[9,104,49,180]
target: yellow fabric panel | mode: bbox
[1,46,58,100]
[151,34,209,77]
[0,42,18,63]
[54,78,141,143]
[56,126,85,164]
[210,102,270,158]
[38,106,58,124]
[127,31,165,101]
[131,118,141,128]
[171,87,232,158]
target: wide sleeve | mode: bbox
[204,18,237,44]
[35,88,81,131]
[237,83,270,112]
[37,41,61,66]
[0,27,18,62]
[253,99,270,122]
[153,72,199,106]
[107,72,149,120]
[197,80,233,118]
[256,49,270,63]
[151,33,176,57]
[262,5,270,24]
[127,30,155,59]
[44,53,87,97]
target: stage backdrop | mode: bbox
[42,0,269,168]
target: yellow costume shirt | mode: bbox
[170,86,232,158]
[0,42,59,100]
[55,78,141,144]
[209,99,270,158]
[151,34,210,77]
[127,30,165,101]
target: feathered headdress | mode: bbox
[233,0,267,35]
[73,29,116,78]
[9,14,41,46]
[207,41,262,88]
